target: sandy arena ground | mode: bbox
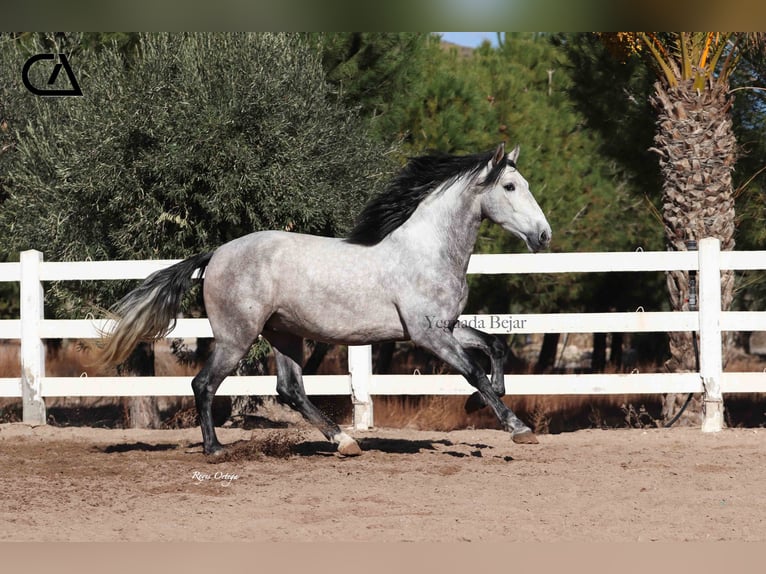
[1,423,764,542]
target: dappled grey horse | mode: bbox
[97,143,552,456]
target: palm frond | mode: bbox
[603,32,763,91]
[638,32,678,86]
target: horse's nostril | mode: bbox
[539,229,550,244]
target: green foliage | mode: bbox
[557,33,661,197]
[0,283,18,319]
[11,32,140,56]
[311,32,430,144]
[0,33,390,318]
[395,36,500,156]
[728,54,766,310]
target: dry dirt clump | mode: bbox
[209,429,306,463]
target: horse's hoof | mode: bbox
[337,437,363,457]
[512,431,539,444]
[464,391,487,413]
[204,445,226,457]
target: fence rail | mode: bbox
[1,238,766,432]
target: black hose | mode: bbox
[663,333,699,428]
[665,242,699,429]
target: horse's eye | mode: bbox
[503,183,516,192]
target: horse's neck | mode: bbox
[394,181,482,274]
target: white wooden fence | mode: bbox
[1,237,766,432]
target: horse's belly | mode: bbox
[265,303,407,345]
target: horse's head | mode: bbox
[478,143,551,253]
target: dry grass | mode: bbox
[0,342,20,378]
[371,395,494,431]
[371,393,667,433]
[0,340,107,378]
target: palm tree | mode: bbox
[600,33,762,424]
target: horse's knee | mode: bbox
[192,375,214,398]
[191,375,206,399]
[276,385,292,405]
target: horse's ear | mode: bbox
[509,144,520,164]
[491,142,505,167]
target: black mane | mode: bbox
[346,149,513,246]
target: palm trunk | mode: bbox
[650,79,737,425]
[120,342,162,428]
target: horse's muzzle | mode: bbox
[527,226,552,253]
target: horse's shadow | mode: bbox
[292,438,504,459]
[100,442,179,453]
[293,437,455,456]
[96,437,504,460]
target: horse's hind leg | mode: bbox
[265,331,362,456]
[192,340,252,456]
[452,326,508,414]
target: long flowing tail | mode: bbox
[95,252,214,368]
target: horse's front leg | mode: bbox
[411,324,537,444]
[452,326,508,414]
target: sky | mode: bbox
[438,32,499,47]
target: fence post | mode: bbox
[698,238,723,433]
[348,345,373,430]
[20,250,46,425]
